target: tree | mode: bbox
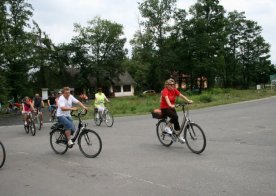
[72,17,127,89]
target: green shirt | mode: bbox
[94,93,106,108]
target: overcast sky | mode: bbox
[29,0,276,64]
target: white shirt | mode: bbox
[57,95,79,117]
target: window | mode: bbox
[123,85,131,92]
[114,86,121,93]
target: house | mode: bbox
[65,68,135,97]
[110,72,135,97]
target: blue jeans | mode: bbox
[57,116,75,132]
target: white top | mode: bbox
[57,95,79,117]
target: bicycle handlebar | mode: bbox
[175,102,192,108]
[71,109,88,117]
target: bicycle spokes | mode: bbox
[84,133,92,145]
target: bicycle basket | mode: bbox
[151,109,163,119]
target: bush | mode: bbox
[199,94,213,103]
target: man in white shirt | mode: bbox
[57,87,88,147]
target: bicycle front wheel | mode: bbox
[104,111,114,127]
[156,120,173,147]
[29,120,36,136]
[0,141,6,168]
[78,129,102,158]
[50,130,68,154]
[94,112,102,126]
[184,123,206,154]
[35,115,42,130]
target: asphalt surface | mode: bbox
[0,97,276,196]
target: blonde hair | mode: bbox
[165,78,175,85]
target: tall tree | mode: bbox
[72,17,127,88]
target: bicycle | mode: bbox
[51,107,57,122]
[153,103,206,154]
[0,141,6,168]
[50,109,102,158]
[94,104,114,127]
[24,112,36,136]
[34,108,43,130]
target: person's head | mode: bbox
[23,96,30,102]
[165,78,175,90]
[97,87,102,94]
[62,86,71,98]
[57,91,62,97]
[51,93,55,97]
[35,93,39,98]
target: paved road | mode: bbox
[0,97,276,196]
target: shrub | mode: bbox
[199,94,213,103]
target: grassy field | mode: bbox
[84,88,276,119]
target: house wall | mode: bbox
[110,85,135,97]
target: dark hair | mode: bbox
[62,86,70,93]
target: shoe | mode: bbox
[68,139,74,148]
[178,137,186,144]
[164,126,172,135]
[49,118,52,122]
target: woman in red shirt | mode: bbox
[160,79,193,138]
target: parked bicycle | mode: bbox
[153,103,206,154]
[50,109,102,158]
[0,141,6,168]
[24,113,36,136]
[94,104,114,127]
[2,100,21,114]
[34,108,43,130]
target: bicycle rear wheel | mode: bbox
[156,120,173,147]
[184,123,206,154]
[0,141,6,168]
[29,120,36,136]
[50,130,68,154]
[24,124,29,134]
[104,111,114,127]
[78,129,102,158]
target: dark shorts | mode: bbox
[57,116,75,132]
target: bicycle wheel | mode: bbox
[50,130,68,154]
[104,111,114,127]
[78,129,102,158]
[29,120,36,136]
[184,122,206,154]
[94,112,102,126]
[156,120,173,147]
[35,115,42,130]
[0,141,6,168]
[24,124,29,134]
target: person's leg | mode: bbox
[57,116,75,146]
[162,108,180,131]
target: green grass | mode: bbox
[84,88,276,119]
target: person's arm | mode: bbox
[22,103,25,112]
[179,93,193,104]
[104,94,110,102]
[41,99,44,108]
[47,99,50,106]
[73,96,88,110]
[164,96,174,108]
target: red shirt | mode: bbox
[160,88,180,109]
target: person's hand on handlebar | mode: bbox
[71,107,78,111]
[187,100,193,104]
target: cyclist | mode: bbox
[57,87,88,147]
[160,79,193,143]
[48,93,56,122]
[94,87,110,118]
[22,96,35,126]
[33,93,44,125]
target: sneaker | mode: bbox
[68,139,74,148]
[178,137,186,144]
[164,126,172,135]
[49,118,52,122]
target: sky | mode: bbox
[29,0,276,64]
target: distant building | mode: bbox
[110,72,135,97]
